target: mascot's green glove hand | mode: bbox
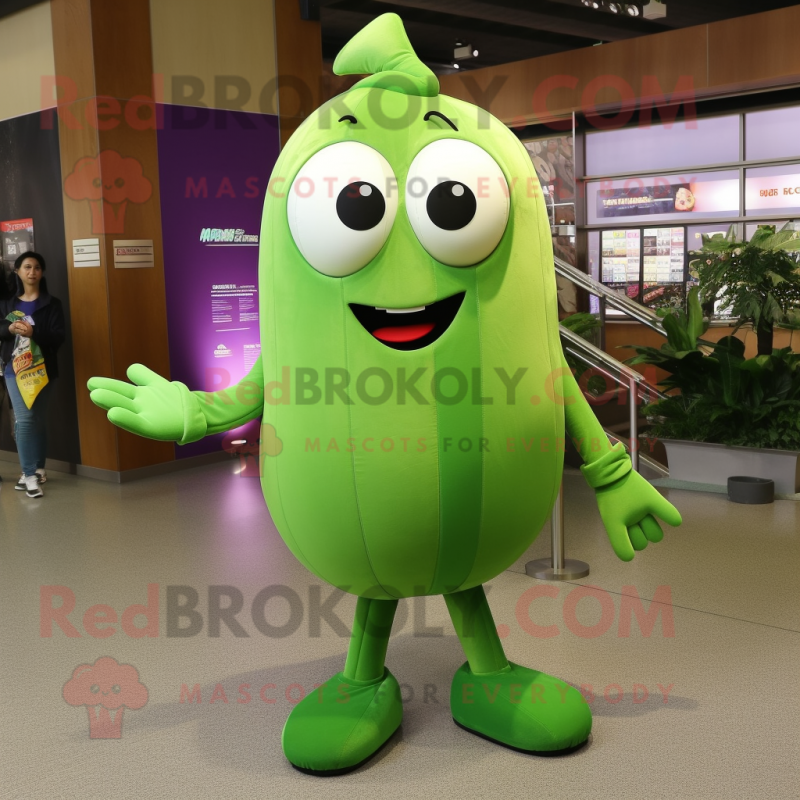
[581,443,682,562]
[87,364,207,445]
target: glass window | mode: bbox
[745,106,800,162]
[585,115,739,176]
[745,221,787,240]
[745,163,800,215]
[586,170,740,225]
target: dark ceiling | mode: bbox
[318,0,800,72]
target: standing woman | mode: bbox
[0,252,65,497]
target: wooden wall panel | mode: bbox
[605,321,798,377]
[275,0,322,148]
[53,0,173,472]
[708,7,800,93]
[56,97,117,470]
[50,0,95,102]
[91,0,155,101]
[439,24,708,126]
[438,6,800,126]
[98,116,173,471]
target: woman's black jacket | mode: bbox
[0,293,66,379]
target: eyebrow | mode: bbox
[339,115,358,124]
[423,111,458,131]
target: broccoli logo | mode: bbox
[62,656,148,739]
[64,150,152,235]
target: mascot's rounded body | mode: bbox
[260,88,564,600]
[88,13,681,776]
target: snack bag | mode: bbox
[5,310,48,409]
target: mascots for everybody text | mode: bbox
[89,15,681,775]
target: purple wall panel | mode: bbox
[156,105,281,458]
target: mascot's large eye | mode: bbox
[288,141,398,277]
[405,139,509,267]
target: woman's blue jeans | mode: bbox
[4,371,53,477]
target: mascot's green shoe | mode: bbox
[450,661,591,754]
[282,668,403,775]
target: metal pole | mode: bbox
[629,373,639,472]
[526,481,590,581]
[598,295,606,352]
[551,484,565,571]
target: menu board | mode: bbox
[642,226,686,310]
[642,227,685,283]
[601,229,640,283]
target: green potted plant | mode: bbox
[626,288,800,494]
[690,223,800,355]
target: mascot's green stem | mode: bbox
[343,596,399,682]
[444,585,509,675]
[342,585,509,684]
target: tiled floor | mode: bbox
[1,460,798,800]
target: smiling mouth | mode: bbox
[348,292,465,351]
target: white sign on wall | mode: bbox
[72,238,100,267]
[113,239,154,268]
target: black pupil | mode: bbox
[426,181,476,231]
[336,181,385,231]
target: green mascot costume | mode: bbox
[89,14,681,775]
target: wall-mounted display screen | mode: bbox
[642,227,685,283]
[587,170,740,224]
[642,227,685,311]
[601,228,641,307]
[599,226,686,313]
[601,229,640,283]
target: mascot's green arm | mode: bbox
[557,353,632,489]
[181,355,265,442]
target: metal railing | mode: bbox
[554,254,665,336]
[559,325,669,474]
[527,255,669,582]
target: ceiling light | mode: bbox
[608,3,620,12]
[626,4,640,15]
[642,1,667,19]
[454,43,478,60]
[453,63,460,69]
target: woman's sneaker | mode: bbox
[23,475,43,498]
[16,470,46,490]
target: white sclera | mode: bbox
[406,139,510,267]
[287,141,398,277]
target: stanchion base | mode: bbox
[525,558,590,581]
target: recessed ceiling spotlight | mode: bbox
[454,43,477,60]
[453,63,460,69]
[608,3,620,12]
[626,4,640,15]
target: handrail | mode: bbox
[605,429,669,479]
[553,255,665,335]
[559,325,668,401]
[559,325,669,474]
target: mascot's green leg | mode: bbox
[282,596,402,775]
[445,585,591,754]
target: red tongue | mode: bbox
[373,323,435,343]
